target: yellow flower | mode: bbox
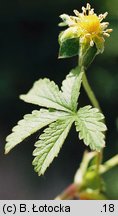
[59,3,112,53]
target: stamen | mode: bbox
[90,40,94,46]
[86,3,91,10]
[89,9,94,15]
[103,32,110,37]
[100,22,109,30]
[98,15,103,21]
[102,22,109,26]
[106,29,113,33]
[82,7,86,15]
[73,10,80,17]
[70,16,80,24]
[99,12,108,21]
[103,12,108,18]
[86,3,91,15]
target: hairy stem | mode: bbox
[80,67,104,171]
[82,71,102,112]
[55,183,79,200]
[100,155,118,174]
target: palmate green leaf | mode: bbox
[5,109,69,154]
[61,67,83,111]
[75,106,107,151]
[32,117,74,176]
[20,78,71,113]
[20,70,84,112]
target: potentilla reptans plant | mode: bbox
[5,3,118,200]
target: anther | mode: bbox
[86,3,91,10]
[73,10,80,17]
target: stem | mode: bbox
[82,70,102,112]
[79,46,102,113]
[55,183,79,200]
[100,155,118,174]
[80,67,104,171]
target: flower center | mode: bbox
[79,15,100,34]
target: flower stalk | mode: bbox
[80,68,103,171]
[81,68,102,112]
